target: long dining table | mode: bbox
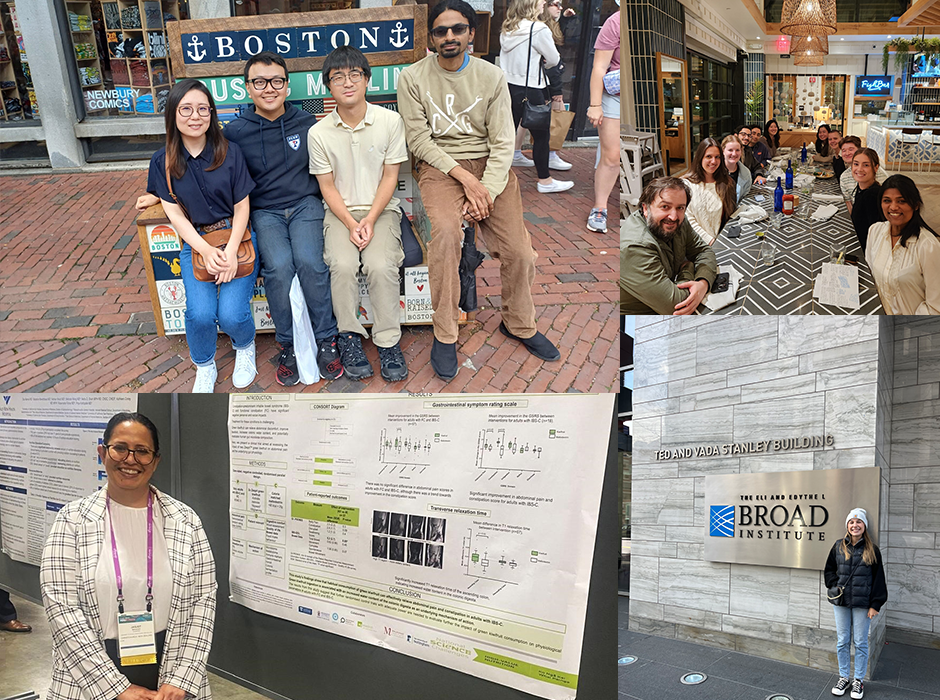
[699,167,884,315]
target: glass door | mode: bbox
[658,53,690,176]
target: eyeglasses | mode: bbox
[328,69,365,86]
[104,444,157,465]
[178,105,211,117]
[249,76,286,91]
[430,23,470,39]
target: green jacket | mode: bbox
[620,211,719,315]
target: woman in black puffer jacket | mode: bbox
[823,508,887,700]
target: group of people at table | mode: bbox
[621,120,940,315]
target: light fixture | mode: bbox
[781,0,837,37]
[794,52,825,66]
[791,34,829,55]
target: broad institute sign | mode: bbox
[703,467,880,570]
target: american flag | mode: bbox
[301,97,337,117]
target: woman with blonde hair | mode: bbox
[823,508,886,699]
[721,134,752,203]
[682,138,738,244]
[500,0,572,193]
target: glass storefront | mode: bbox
[688,52,732,151]
[0,2,38,122]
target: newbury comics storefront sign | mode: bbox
[703,466,880,570]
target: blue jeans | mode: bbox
[833,605,871,680]
[250,195,337,345]
[179,228,259,366]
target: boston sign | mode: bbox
[704,467,879,570]
[168,6,428,79]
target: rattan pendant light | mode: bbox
[780,0,837,37]
[793,52,825,66]
[791,34,829,56]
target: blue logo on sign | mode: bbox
[298,606,312,615]
[710,505,735,537]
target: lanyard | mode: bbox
[106,490,154,614]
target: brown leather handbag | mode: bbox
[165,160,255,283]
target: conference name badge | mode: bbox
[117,611,158,666]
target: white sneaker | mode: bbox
[512,151,535,167]
[537,179,574,193]
[548,152,573,171]
[232,341,257,389]
[192,362,218,393]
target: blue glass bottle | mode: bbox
[785,159,794,190]
[774,177,784,212]
[801,142,808,164]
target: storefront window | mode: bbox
[768,73,846,135]
[0,2,39,123]
[233,0,357,13]
[65,1,189,118]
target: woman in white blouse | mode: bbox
[41,412,216,700]
[865,174,940,315]
[683,137,737,245]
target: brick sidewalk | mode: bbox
[0,147,618,393]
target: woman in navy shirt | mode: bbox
[147,79,258,393]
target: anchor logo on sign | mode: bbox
[186,36,207,62]
[390,21,409,49]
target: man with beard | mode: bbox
[621,177,718,315]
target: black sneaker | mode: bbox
[337,332,373,380]
[430,338,459,381]
[316,335,344,380]
[378,342,408,382]
[498,322,560,361]
[275,344,300,387]
[832,677,850,696]
[850,679,864,700]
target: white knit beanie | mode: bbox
[846,507,869,530]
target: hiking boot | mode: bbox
[192,361,217,393]
[850,680,864,699]
[337,332,373,380]
[317,335,344,380]
[587,207,608,233]
[430,338,459,381]
[832,677,850,696]
[498,322,560,361]
[378,342,408,382]
[275,344,300,387]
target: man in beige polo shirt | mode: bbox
[308,46,410,382]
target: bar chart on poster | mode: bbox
[0,394,138,565]
[226,393,613,700]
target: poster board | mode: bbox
[226,393,614,700]
[0,394,138,566]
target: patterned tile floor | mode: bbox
[703,174,884,315]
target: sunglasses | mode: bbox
[430,23,470,39]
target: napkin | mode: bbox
[811,203,839,220]
[793,174,815,188]
[702,264,743,311]
[812,193,843,202]
[732,203,768,225]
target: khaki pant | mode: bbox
[416,157,537,344]
[323,208,404,348]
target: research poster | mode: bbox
[0,394,138,565]
[227,394,613,700]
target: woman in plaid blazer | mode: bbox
[40,412,216,700]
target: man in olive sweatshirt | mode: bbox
[398,0,559,382]
[621,177,718,315]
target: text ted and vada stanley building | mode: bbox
[627,316,940,680]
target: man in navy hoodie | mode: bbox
[223,51,343,385]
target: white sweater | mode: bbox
[684,180,724,245]
[499,20,560,89]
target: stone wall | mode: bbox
[630,316,890,676]
[885,318,940,647]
